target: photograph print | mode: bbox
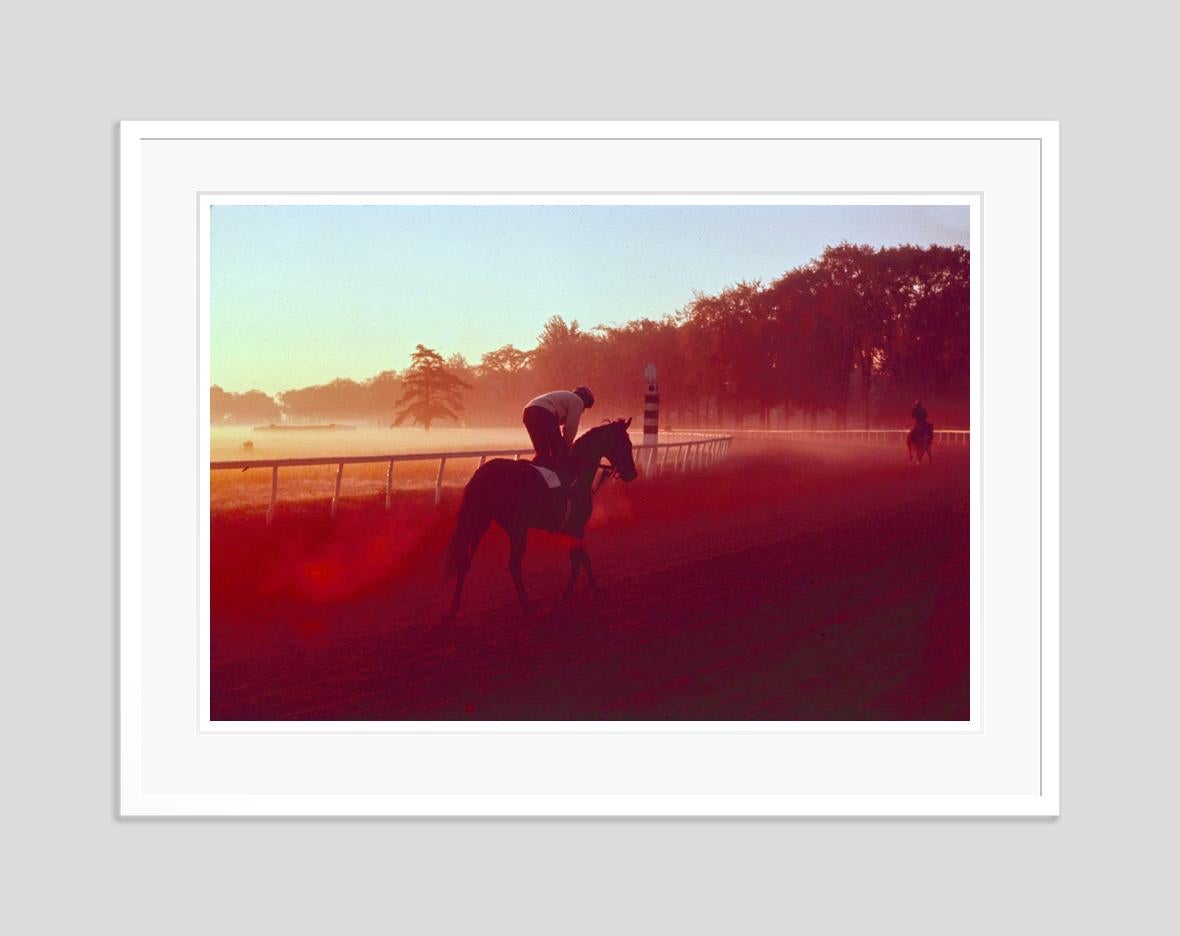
[209,202,972,722]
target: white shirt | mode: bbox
[525,390,586,444]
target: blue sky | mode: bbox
[211,204,969,395]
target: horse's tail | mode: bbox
[442,471,494,580]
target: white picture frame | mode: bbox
[120,120,1059,816]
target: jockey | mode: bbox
[522,386,595,468]
[911,400,933,441]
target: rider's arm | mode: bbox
[562,398,584,445]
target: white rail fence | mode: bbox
[212,434,733,525]
[708,428,970,445]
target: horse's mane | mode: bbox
[571,418,629,454]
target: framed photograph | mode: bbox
[120,120,1058,815]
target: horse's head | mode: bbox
[572,417,638,481]
[603,417,638,481]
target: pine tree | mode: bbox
[391,344,471,431]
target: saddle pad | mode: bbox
[530,464,563,489]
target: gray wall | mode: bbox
[4,1,1170,931]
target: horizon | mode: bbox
[211,204,970,396]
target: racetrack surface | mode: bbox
[211,439,969,721]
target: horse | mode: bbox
[907,421,934,465]
[441,417,639,623]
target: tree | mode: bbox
[210,385,282,424]
[364,370,405,424]
[217,242,969,432]
[277,378,369,423]
[392,344,471,430]
[678,282,766,426]
[479,344,532,376]
[472,344,533,424]
[531,316,598,391]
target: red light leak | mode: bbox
[211,440,970,721]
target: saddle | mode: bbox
[529,463,564,489]
[529,453,579,487]
[528,460,591,535]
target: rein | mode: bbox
[591,462,617,494]
[566,456,617,496]
[568,422,630,495]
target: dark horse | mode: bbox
[907,421,934,464]
[441,418,639,622]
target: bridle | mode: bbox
[592,462,618,494]
[570,427,633,495]
[568,458,621,496]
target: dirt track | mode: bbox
[211,439,969,720]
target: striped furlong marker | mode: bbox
[643,362,659,472]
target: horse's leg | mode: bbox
[562,541,596,599]
[442,518,490,625]
[443,566,468,624]
[562,544,582,600]
[506,525,530,611]
[580,546,598,593]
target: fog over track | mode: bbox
[211,437,969,721]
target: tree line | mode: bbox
[211,242,969,430]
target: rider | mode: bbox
[522,386,595,469]
[911,400,933,440]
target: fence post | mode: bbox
[434,457,447,506]
[478,454,487,467]
[331,463,344,519]
[643,364,660,475]
[266,466,278,526]
[385,460,394,510]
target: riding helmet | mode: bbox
[573,386,595,408]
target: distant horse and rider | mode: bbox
[907,399,935,465]
[442,387,638,623]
